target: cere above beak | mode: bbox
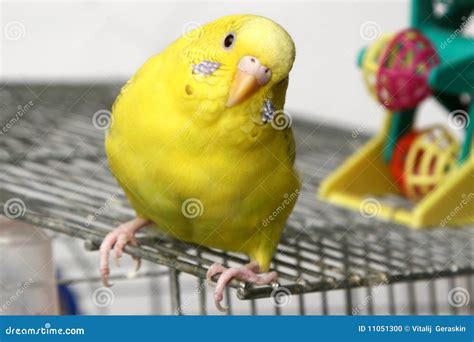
[226,56,272,107]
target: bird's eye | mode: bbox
[223,33,235,50]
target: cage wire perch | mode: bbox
[0,83,473,315]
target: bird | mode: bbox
[101,14,300,311]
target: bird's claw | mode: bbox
[100,268,113,287]
[215,299,229,312]
[133,257,142,273]
[99,218,149,287]
[206,261,278,312]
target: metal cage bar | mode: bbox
[0,83,473,315]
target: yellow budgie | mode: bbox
[101,14,300,310]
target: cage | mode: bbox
[0,83,473,315]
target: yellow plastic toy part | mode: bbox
[403,126,458,202]
[319,114,474,228]
[360,34,394,101]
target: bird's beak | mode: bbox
[226,56,272,108]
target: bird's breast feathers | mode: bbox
[106,89,299,249]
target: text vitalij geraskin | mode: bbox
[411,324,467,334]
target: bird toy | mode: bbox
[360,34,394,101]
[390,127,459,201]
[376,29,440,111]
[320,0,473,228]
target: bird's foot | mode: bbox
[206,261,278,312]
[99,217,150,287]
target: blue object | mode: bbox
[0,315,473,342]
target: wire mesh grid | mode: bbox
[0,83,473,315]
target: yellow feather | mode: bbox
[106,14,300,271]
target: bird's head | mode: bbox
[171,14,295,126]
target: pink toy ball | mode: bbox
[376,29,440,111]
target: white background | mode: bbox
[2,0,472,132]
